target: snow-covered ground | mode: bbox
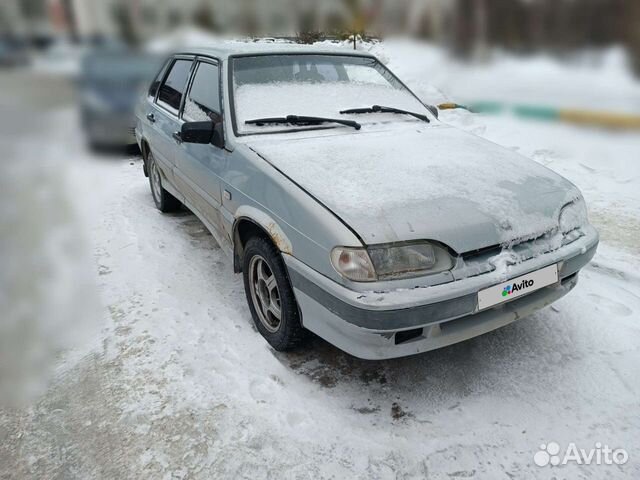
[2,40,640,479]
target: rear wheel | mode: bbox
[148,150,181,212]
[243,236,305,351]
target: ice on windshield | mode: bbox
[232,55,428,133]
[235,83,426,132]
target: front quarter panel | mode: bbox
[220,143,361,283]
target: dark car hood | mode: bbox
[246,124,581,253]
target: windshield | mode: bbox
[231,54,429,134]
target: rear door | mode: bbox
[174,58,228,237]
[145,56,194,191]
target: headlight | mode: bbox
[331,242,454,282]
[330,247,377,282]
[559,199,588,234]
[369,242,453,279]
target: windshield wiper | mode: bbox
[339,104,430,123]
[245,115,361,130]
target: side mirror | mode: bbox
[181,121,214,144]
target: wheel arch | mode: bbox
[232,209,293,273]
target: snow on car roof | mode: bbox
[175,42,377,60]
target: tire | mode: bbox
[243,236,306,351]
[147,150,181,212]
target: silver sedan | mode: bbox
[135,45,598,359]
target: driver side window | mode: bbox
[183,61,221,123]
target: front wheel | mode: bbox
[148,150,181,212]
[243,237,306,351]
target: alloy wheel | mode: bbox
[248,255,282,333]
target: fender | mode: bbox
[232,206,293,272]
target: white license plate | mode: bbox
[477,264,559,311]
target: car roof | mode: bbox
[173,42,377,61]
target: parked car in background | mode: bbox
[31,39,86,76]
[79,50,161,150]
[0,37,30,68]
[135,45,599,359]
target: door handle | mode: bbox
[146,113,156,123]
[172,132,183,144]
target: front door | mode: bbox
[174,59,227,238]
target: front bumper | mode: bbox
[285,225,599,360]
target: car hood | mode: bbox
[245,123,581,253]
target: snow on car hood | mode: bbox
[245,123,581,253]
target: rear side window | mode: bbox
[148,60,169,99]
[183,62,221,122]
[156,59,192,114]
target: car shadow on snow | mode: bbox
[278,306,580,418]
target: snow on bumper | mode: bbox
[284,226,599,360]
